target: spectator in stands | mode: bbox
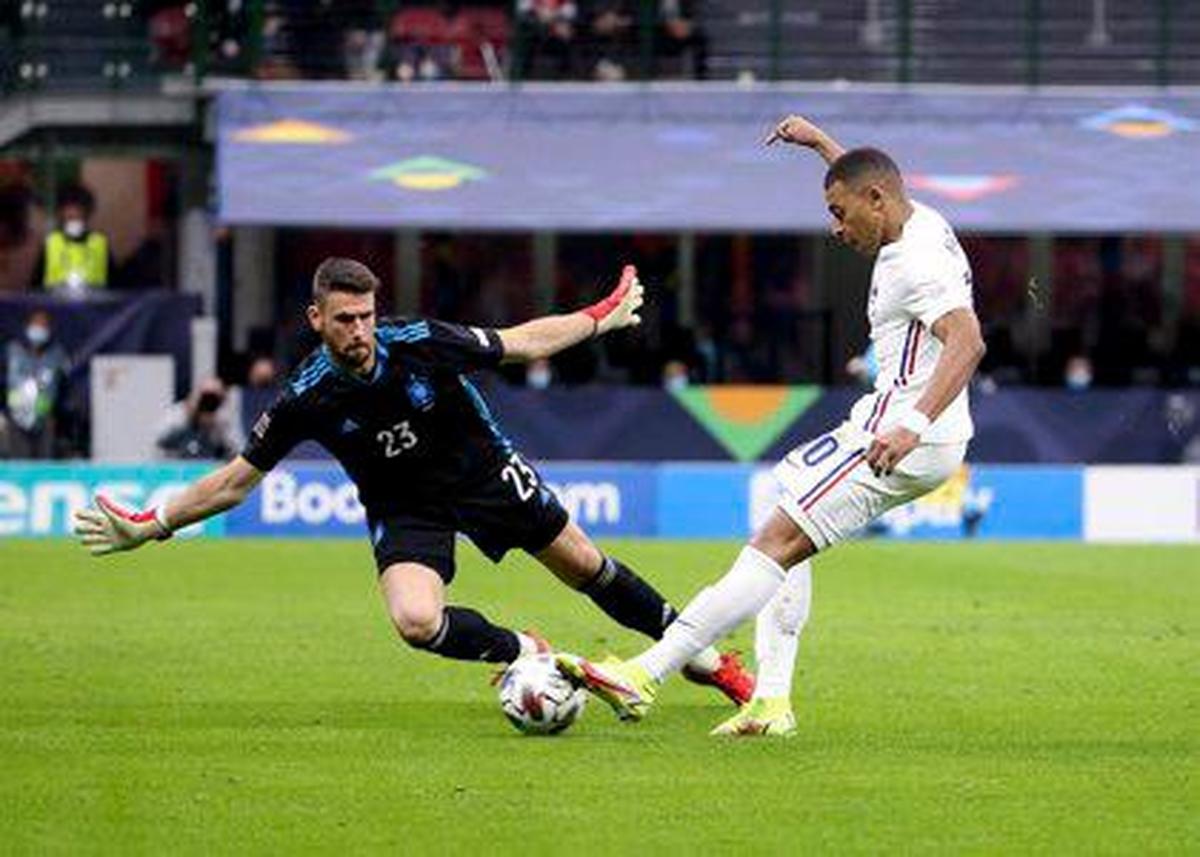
[586,0,635,80]
[1063,354,1094,391]
[246,355,279,389]
[1163,394,1200,463]
[118,215,170,290]
[381,3,457,82]
[655,0,707,79]
[156,377,241,461]
[2,309,68,459]
[845,342,878,387]
[526,357,554,389]
[0,182,36,293]
[661,359,689,392]
[516,0,578,80]
[1094,235,1162,384]
[344,11,386,82]
[32,184,116,293]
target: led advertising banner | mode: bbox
[217,86,1200,232]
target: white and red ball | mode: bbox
[497,654,587,735]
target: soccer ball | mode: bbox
[497,653,587,735]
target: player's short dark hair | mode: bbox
[312,257,380,304]
[824,147,903,190]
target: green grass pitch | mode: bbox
[1,538,1196,854]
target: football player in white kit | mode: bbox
[558,115,987,734]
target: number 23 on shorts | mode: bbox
[500,453,540,502]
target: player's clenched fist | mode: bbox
[74,494,172,556]
[764,114,827,148]
[582,264,645,335]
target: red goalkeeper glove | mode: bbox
[74,494,173,556]
[581,264,645,335]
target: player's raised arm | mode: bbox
[497,264,644,363]
[764,114,847,166]
[73,455,264,556]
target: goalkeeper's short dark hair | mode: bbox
[312,257,380,304]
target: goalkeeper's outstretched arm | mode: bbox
[74,456,263,556]
[497,264,644,363]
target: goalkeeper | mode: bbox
[73,257,753,705]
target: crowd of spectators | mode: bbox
[4,221,1200,462]
[517,0,706,80]
[3,177,1199,459]
[265,229,1200,393]
[142,1,707,83]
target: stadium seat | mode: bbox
[389,7,452,47]
[449,7,510,81]
[149,5,190,69]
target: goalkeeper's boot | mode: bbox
[709,697,796,737]
[682,651,756,706]
[555,654,657,722]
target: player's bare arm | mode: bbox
[764,114,847,166]
[74,455,263,555]
[866,307,985,476]
[497,264,644,363]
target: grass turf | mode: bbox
[0,539,1196,855]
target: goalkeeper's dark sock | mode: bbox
[580,556,680,641]
[412,606,520,663]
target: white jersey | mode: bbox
[849,200,975,444]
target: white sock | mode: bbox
[684,646,721,674]
[753,560,812,700]
[635,546,785,681]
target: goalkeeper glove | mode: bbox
[74,494,173,556]
[582,264,644,335]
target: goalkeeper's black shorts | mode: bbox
[366,452,569,583]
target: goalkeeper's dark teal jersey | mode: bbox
[242,317,513,514]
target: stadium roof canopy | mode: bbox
[216,83,1200,233]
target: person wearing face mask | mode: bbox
[32,184,116,293]
[2,309,69,459]
[525,357,554,390]
[1063,354,1094,392]
[661,359,690,393]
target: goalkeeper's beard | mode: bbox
[332,341,374,374]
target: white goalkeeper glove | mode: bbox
[581,264,645,335]
[73,494,173,556]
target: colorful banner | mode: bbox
[190,461,1085,541]
[222,463,658,539]
[217,86,1200,232]
[0,463,220,538]
[672,386,820,462]
[21,461,1200,543]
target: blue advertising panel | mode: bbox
[0,462,221,538]
[1,462,1083,542]
[875,465,1083,540]
[539,463,656,538]
[223,462,658,539]
[223,464,365,538]
[658,464,759,538]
